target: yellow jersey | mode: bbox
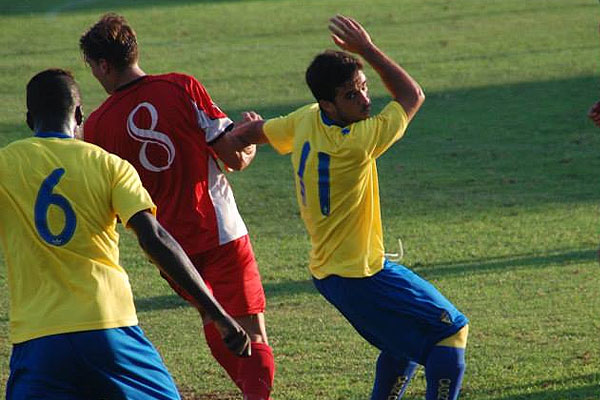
[0,132,156,343]
[263,101,409,279]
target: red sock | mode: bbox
[203,323,243,389]
[238,342,275,400]
[204,324,276,399]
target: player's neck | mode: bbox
[321,109,348,128]
[34,119,75,138]
[111,65,146,93]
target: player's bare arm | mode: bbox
[210,133,257,171]
[211,112,265,170]
[215,112,269,153]
[128,210,251,357]
[329,14,425,121]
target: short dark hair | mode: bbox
[305,50,363,102]
[79,13,138,70]
[27,69,80,121]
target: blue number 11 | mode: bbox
[297,142,330,216]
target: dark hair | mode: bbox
[79,13,138,70]
[27,69,80,121]
[305,50,363,102]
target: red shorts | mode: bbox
[163,235,266,317]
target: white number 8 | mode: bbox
[127,102,176,172]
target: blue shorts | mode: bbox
[313,259,468,365]
[6,326,181,400]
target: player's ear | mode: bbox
[99,58,110,74]
[318,99,336,117]
[26,111,34,131]
[75,105,83,126]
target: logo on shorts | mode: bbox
[440,311,453,325]
[387,374,410,399]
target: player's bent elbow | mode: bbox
[413,86,425,107]
[399,90,425,121]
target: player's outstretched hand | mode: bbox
[242,111,263,122]
[328,14,373,55]
[214,316,252,357]
[588,101,600,127]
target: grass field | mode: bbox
[1,0,600,399]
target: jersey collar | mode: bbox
[35,131,72,139]
[115,76,147,92]
[320,111,351,135]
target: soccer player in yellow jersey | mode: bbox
[225,15,470,400]
[0,69,251,399]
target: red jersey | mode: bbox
[84,73,247,254]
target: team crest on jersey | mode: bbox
[440,311,453,325]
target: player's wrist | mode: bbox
[357,42,380,60]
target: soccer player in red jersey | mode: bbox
[80,14,274,400]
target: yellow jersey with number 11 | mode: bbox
[263,101,409,279]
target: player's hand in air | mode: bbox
[588,101,600,128]
[328,14,374,55]
[214,315,252,357]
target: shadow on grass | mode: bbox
[263,278,316,297]
[0,0,272,16]
[413,248,597,279]
[4,74,600,216]
[469,373,600,400]
[135,294,189,312]
[135,279,316,312]
[494,384,600,400]
[229,75,600,215]
[136,247,593,312]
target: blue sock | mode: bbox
[370,352,418,400]
[424,346,466,400]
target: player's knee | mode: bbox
[436,324,469,349]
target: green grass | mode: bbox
[1,0,600,398]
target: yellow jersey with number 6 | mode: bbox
[0,133,156,343]
[263,101,409,279]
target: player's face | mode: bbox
[86,58,114,94]
[330,70,371,125]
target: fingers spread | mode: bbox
[328,21,345,37]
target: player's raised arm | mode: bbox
[127,210,251,357]
[328,14,425,121]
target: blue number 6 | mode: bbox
[34,168,77,246]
